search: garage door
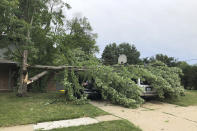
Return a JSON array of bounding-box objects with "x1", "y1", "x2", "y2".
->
[{"x1": 0, "y1": 68, "x2": 9, "y2": 91}]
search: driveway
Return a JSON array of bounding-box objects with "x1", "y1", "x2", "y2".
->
[{"x1": 91, "y1": 101, "x2": 197, "y2": 131}]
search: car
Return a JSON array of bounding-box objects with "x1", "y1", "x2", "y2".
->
[{"x1": 137, "y1": 78, "x2": 157, "y2": 97}]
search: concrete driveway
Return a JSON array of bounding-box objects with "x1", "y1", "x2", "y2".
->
[{"x1": 91, "y1": 101, "x2": 197, "y2": 131}]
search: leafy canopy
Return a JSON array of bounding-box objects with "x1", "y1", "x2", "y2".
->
[{"x1": 0, "y1": 0, "x2": 98, "y2": 66}]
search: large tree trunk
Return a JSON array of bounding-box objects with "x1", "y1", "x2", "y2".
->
[
  {"x1": 16, "y1": 1, "x2": 35, "y2": 97},
  {"x1": 17, "y1": 50, "x2": 28, "y2": 96}
]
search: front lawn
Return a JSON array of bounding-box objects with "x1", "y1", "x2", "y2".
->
[
  {"x1": 0, "y1": 93, "x2": 107, "y2": 127},
  {"x1": 47, "y1": 120, "x2": 142, "y2": 131},
  {"x1": 165, "y1": 90, "x2": 197, "y2": 106}
]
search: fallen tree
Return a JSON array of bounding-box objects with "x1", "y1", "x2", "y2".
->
[
  {"x1": 16, "y1": 59, "x2": 184, "y2": 108},
  {"x1": 60, "y1": 62, "x2": 184, "y2": 108},
  {"x1": 30, "y1": 65, "x2": 89, "y2": 71}
]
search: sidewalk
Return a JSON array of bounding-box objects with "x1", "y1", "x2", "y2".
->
[
  {"x1": 91, "y1": 101, "x2": 197, "y2": 131},
  {"x1": 0, "y1": 115, "x2": 120, "y2": 131}
]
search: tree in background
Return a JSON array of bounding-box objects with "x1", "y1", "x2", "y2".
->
[
  {"x1": 101, "y1": 43, "x2": 118, "y2": 65},
  {"x1": 178, "y1": 62, "x2": 197, "y2": 90},
  {"x1": 143, "y1": 54, "x2": 178, "y2": 67},
  {"x1": 66, "y1": 17, "x2": 99, "y2": 54},
  {"x1": 102, "y1": 43, "x2": 141, "y2": 65},
  {"x1": 117, "y1": 43, "x2": 141, "y2": 64}
]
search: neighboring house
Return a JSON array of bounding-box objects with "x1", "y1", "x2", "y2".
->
[
  {"x1": 0, "y1": 60, "x2": 57, "y2": 92},
  {"x1": 0, "y1": 47, "x2": 58, "y2": 92}
]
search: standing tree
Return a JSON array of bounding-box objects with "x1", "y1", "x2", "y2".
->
[
  {"x1": 101, "y1": 43, "x2": 118, "y2": 65},
  {"x1": 102, "y1": 43, "x2": 141, "y2": 65},
  {"x1": 66, "y1": 17, "x2": 99, "y2": 54},
  {"x1": 155, "y1": 54, "x2": 178, "y2": 67},
  {"x1": 117, "y1": 43, "x2": 141, "y2": 64},
  {"x1": 1, "y1": 0, "x2": 99, "y2": 96},
  {"x1": 143, "y1": 54, "x2": 178, "y2": 67}
]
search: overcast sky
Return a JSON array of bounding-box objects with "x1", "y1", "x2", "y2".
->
[{"x1": 66, "y1": 0, "x2": 197, "y2": 64}]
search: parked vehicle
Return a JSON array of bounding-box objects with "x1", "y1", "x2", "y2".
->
[
  {"x1": 137, "y1": 78, "x2": 157, "y2": 97},
  {"x1": 82, "y1": 81, "x2": 102, "y2": 100}
]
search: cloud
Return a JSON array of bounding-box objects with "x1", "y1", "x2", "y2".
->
[{"x1": 66, "y1": 0, "x2": 197, "y2": 64}]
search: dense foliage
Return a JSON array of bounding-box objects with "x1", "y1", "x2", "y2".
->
[
  {"x1": 143, "y1": 54, "x2": 197, "y2": 90},
  {"x1": 61, "y1": 58, "x2": 184, "y2": 108},
  {"x1": 0, "y1": 0, "x2": 98, "y2": 65},
  {"x1": 1, "y1": 0, "x2": 66, "y2": 63}
]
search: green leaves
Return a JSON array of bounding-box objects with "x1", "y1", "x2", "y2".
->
[
  {"x1": 146, "y1": 64, "x2": 184, "y2": 98},
  {"x1": 179, "y1": 64, "x2": 197, "y2": 90},
  {"x1": 61, "y1": 62, "x2": 183, "y2": 108}
]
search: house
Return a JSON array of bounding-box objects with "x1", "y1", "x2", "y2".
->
[
  {"x1": 0, "y1": 45, "x2": 18, "y2": 91},
  {"x1": 0, "y1": 45, "x2": 58, "y2": 92},
  {"x1": 0, "y1": 58, "x2": 59, "y2": 92},
  {"x1": 0, "y1": 47, "x2": 70, "y2": 92}
]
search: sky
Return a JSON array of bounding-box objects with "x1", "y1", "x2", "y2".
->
[{"x1": 65, "y1": 0, "x2": 197, "y2": 64}]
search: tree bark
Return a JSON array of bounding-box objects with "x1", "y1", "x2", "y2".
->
[
  {"x1": 17, "y1": 50, "x2": 28, "y2": 96},
  {"x1": 30, "y1": 65, "x2": 89, "y2": 71},
  {"x1": 30, "y1": 65, "x2": 67, "y2": 70}
]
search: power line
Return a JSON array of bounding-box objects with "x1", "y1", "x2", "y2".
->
[{"x1": 179, "y1": 59, "x2": 197, "y2": 62}]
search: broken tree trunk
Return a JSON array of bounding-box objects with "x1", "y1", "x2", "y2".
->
[
  {"x1": 27, "y1": 71, "x2": 48, "y2": 85},
  {"x1": 17, "y1": 50, "x2": 28, "y2": 96}
]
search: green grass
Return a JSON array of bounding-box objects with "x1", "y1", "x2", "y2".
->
[
  {"x1": 47, "y1": 120, "x2": 142, "y2": 131},
  {"x1": 165, "y1": 90, "x2": 197, "y2": 106},
  {"x1": 0, "y1": 93, "x2": 108, "y2": 127}
]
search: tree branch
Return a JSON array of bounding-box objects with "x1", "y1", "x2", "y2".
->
[
  {"x1": 27, "y1": 71, "x2": 48, "y2": 85},
  {"x1": 30, "y1": 65, "x2": 89, "y2": 71},
  {"x1": 7, "y1": 46, "x2": 22, "y2": 58}
]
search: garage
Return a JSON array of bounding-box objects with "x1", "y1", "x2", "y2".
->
[{"x1": 0, "y1": 60, "x2": 18, "y2": 92}]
